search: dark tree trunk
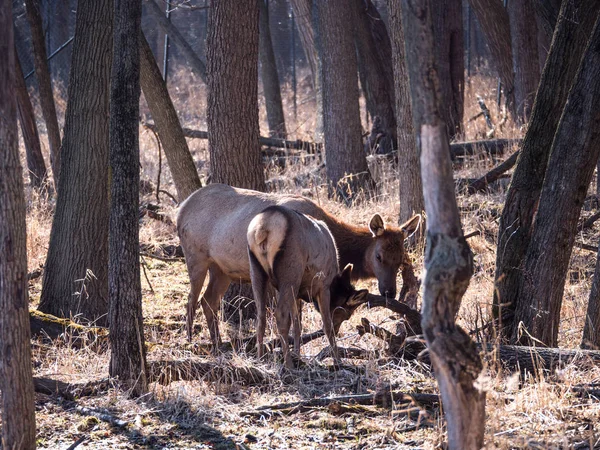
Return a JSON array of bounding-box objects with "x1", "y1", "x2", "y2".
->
[
  {"x1": 468, "y1": 0, "x2": 516, "y2": 119},
  {"x1": 315, "y1": 0, "x2": 372, "y2": 199},
  {"x1": 535, "y1": 0, "x2": 561, "y2": 38},
  {"x1": 259, "y1": 0, "x2": 287, "y2": 139},
  {"x1": 508, "y1": 0, "x2": 540, "y2": 122},
  {"x1": 145, "y1": 0, "x2": 207, "y2": 83},
  {"x1": 25, "y1": 0, "x2": 62, "y2": 186},
  {"x1": 109, "y1": 0, "x2": 148, "y2": 396},
  {"x1": 355, "y1": 0, "x2": 396, "y2": 151},
  {"x1": 536, "y1": 11, "x2": 552, "y2": 72},
  {"x1": 494, "y1": 0, "x2": 600, "y2": 337},
  {"x1": 43, "y1": 0, "x2": 71, "y2": 87},
  {"x1": 139, "y1": 32, "x2": 201, "y2": 202},
  {"x1": 431, "y1": 0, "x2": 464, "y2": 139},
  {"x1": 15, "y1": 50, "x2": 49, "y2": 190},
  {"x1": 0, "y1": 9, "x2": 37, "y2": 447},
  {"x1": 388, "y1": 0, "x2": 424, "y2": 225},
  {"x1": 511, "y1": 14, "x2": 600, "y2": 347},
  {"x1": 207, "y1": 0, "x2": 265, "y2": 191},
  {"x1": 289, "y1": 0, "x2": 323, "y2": 139},
  {"x1": 401, "y1": 0, "x2": 485, "y2": 447},
  {"x1": 39, "y1": 0, "x2": 113, "y2": 326},
  {"x1": 583, "y1": 243, "x2": 600, "y2": 349}
]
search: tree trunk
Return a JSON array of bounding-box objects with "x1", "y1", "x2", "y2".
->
[
  {"x1": 259, "y1": 0, "x2": 287, "y2": 139},
  {"x1": 25, "y1": 0, "x2": 62, "y2": 187},
  {"x1": 207, "y1": 0, "x2": 265, "y2": 191},
  {"x1": 355, "y1": 0, "x2": 396, "y2": 151},
  {"x1": 388, "y1": 0, "x2": 424, "y2": 226},
  {"x1": 109, "y1": 0, "x2": 148, "y2": 396},
  {"x1": 431, "y1": 0, "x2": 464, "y2": 139},
  {"x1": 494, "y1": 0, "x2": 600, "y2": 337},
  {"x1": 139, "y1": 32, "x2": 201, "y2": 203},
  {"x1": 315, "y1": 0, "x2": 372, "y2": 200},
  {"x1": 508, "y1": 0, "x2": 540, "y2": 122},
  {"x1": 401, "y1": 0, "x2": 485, "y2": 448},
  {"x1": 38, "y1": 0, "x2": 113, "y2": 326},
  {"x1": 289, "y1": 0, "x2": 323, "y2": 139},
  {"x1": 15, "y1": 49, "x2": 49, "y2": 191},
  {"x1": 0, "y1": 10, "x2": 37, "y2": 447},
  {"x1": 583, "y1": 242, "x2": 600, "y2": 349},
  {"x1": 145, "y1": 0, "x2": 207, "y2": 83},
  {"x1": 468, "y1": 0, "x2": 516, "y2": 119},
  {"x1": 511, "y1": 14, "x2": 600, "y2": 347},
  {"x1": 43, "y1": 0, "x2": 71, "y2": 87}
]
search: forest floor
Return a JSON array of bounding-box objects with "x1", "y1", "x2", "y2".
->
[{"x1": 6, "y1": 73, "x2": 600, "y2": 449}]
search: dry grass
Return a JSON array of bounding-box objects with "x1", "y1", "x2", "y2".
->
[{"x1": 6, "y1": 71, "x2": 600, "y2": 449}]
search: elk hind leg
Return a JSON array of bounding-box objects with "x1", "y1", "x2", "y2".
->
[
  {"x1": 249, "y1": 250, "x2": 269, "y2": 359},
  {"x1": 185, "y1": 255, "x2": 209, "y2": 342},
  {"x1": 201, "y1": 265, "x2": 231, "y2": 352}
]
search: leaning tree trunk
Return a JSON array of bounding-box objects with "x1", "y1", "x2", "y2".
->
[
  {"x1": 511, "y1": 14, "x2": 600, "y2": 347},
  {"x1": 388, "y1": 0, "x2": 424, "y2": 227},
  {"x1": 354, "y1": 0, "x2": 396, "y2": 151},
  {"x1": 315, "y1": 0, "x2": 372, "y2": 200},
  {"x1": 15, "y1": 50, "x2": 49, "y2": 191},
  {"x1": 431, "y1": 0, "x2": 464, "y2": 139},
  {"x1": 38, "y1": 0, "x2": 113, "y2": 325},
  {"x1": 25, "y1": 0, "x2": 62, "y2": 186},
  {"x1": 494, "y1": 0, "x2": 600, "y2": 336},
  {"x1": 401, "y1": 0, "x2": 485, "y2": 448},
  {"x1": 109, "y1": 0, "x2": 148, "y2": 397},
  {"x1": 207, "y1": 0, "x2": 264, "y2": 191},
  {"x1": 468, "y1": 0, "x2": 516, "y2": 119},
  {"x1": 259, "y1": 0, "x2": 287, "y2": 139},
  {"x1": 583, "y1": 242, "x2": 600, "y2": 349},
  {"x1": 0, "y1": 10, "x2": 37, "y2": 447},
  {"x1": 44, "y1": 0, "x2": 71, "y2": 87},
  {"x1": 508, "y1": 0, "x2": 540, "y2": 122},
  {"x1": 140, "y1": 32, "x2": 201, "y2": 203}
]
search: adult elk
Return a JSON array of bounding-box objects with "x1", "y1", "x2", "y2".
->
[
  {"x1": 248, "y1": 205, "x2": 360, "y2": 368},
  {"x1": 177, "y1": 184, "x2": 420, "y2": 347}
]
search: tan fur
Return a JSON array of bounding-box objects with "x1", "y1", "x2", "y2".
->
[{"x1": 247, "y1": 208, "x2": 288, "y2": 275}]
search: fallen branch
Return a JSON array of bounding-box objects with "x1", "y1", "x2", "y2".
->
[
  {"x1": 578, "y1": 210, "x2": 600, "y2": 232},
  {"x1": 466, "y1": 151, "x2": 519, "y2": 194},
  {"x1": 33, "y1": 377, "x2": 111, "y2": 400},
  {"x1": 75, "y1": 405, "x2": 128, "y2": 428},
  {"x1": 573, "y1": 241, "x2": 598, "y2": 253},
  {"x1": 449, "y1": 138, "x2": 520, "y2": 159}
]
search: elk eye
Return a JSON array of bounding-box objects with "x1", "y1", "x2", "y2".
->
[{"x1": 376, "y1": 254, "x2": 382, "y2": 262}]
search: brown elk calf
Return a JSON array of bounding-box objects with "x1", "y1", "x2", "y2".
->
[
  {"x1": 247, "y1": 205, "x2": 356, "y2": 368},
  {"x1": 177, "y1": 184, "x2": 420, "y2": 348}
]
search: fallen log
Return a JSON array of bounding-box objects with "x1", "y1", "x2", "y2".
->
[
  {"x1": 29, "y1": 310, "x2": 109, "y2": 348},
  {"x1": 449, "y1": 138, "x2": 520, "y2": 159},
  {"x1": 466, "y1": 151, "x2": 519, "y2": 194},
  {"x1": 33, "y1": 377, "x2": 111, "y2": 400}
]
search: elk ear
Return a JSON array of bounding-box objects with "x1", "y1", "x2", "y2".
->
[
  {"x1": 340, "y1": 263, "x2": 354, "y2": 284},
  {"x1": 369, "y1": 214, "x2": 385, "y2": 237},
  {"x1": 400, "y1": 214, "x2": 422, "y2": 237}
]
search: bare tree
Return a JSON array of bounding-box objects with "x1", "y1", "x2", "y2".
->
[
  {"x1": 259, "y1": 0, "x2": 287, "y2": 139},
  {"x1": 509, "y1": 13, "x2": 600, "y2": 347},
  {"x1": 508, "y1": 0, "x2": 540, "y2": 122},
  {"x1": 401, "y1": 0, "x2": 485, "y2": 447},
  {"x1": 0, "y1": 6, "x2": 37, "y2": 447},
  {"x1": 431, "y1": 0, "x2": 464, "y2": 138},
  {"x1": 583, "y1": 244, "x2": 600, "y2": 349},
  {"x1": 140, "y1": 32, "x2": 201, "y2": 202},
  {"x1": 15, "y1": 50, "x2": 49, "y2": 190},
  {"x1": 207, "y1": 0, "x2": 265, "y2": 191},
  {"x1": 109, "y1": 0, "x2": 148, "y2": 396},
  {"x1": 39, "y1": 0, "x2": 113, "y2": 325},
  {"x1": 25, "y1": 0, "x2": 62, "y2": 185},
  {"x1": 315, "y1": 0, "x2": 372, "y2": 199},
  {"x1": 388, "y1": 0, "x2": 424, "y2": 226},
  {"x1": 494, "y1": 0, "x2": 600, "y2": 339}
]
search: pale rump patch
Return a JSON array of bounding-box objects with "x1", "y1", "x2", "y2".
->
[{"x1": 247, "y1": 209, "x2": 289, "y2": 274}]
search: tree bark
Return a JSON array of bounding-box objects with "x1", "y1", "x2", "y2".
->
[
  {"x1": 494, "y1": 0, "x2": 600, "y2": 336},
  {"x1": 39, "y1": 0, "x2": 113, "y2": 326},
  {"x1": 0, "y1": 9, "x2": 37, "y2": 447},
  {"x1": 139, "y1": 32, "x2": 201, "y2": 202},
  {"x1": 388, "y1": 0, "x2": 424, "y2": 226},
  {"x1": 43, "y1": 0, "x2": 71, "y2": 87},
  {"x1": 401, "y1": 0, "x2": 485, "y2": 448},
  {"x1": 144, "y1": 0, "x2": 207, "y2": 83},
  {"x1": 431, "y1": 0, "x2": 464, "y2": 139},
  {"x1": 583, "y1": 242, "x2": 600, "y2": 349},
  {"x1": 108, "y1": 0, "x2": 148, "y2": 396},
  {"x1": 207, "y1": 0, "x2": 265, "y2": 191},
  {"x1": 355, "y1": 0, "x2": 396, "y2": 150},
  {"x1": 315, "y1": 0, "x2": 372, "y2": 199},
  {"x1": 259, "y1": 0, "x2": 287, "y2": 139},
  {"x1": 468, "y1": 0, "x2": 516, "y2": 119},
  {"x1": 25, "y1": 0, "x2": 62, "y2": 186},
  {"x1": 15, "y1": 49, "x2": 49, "y2": 190},
  {"x1": 508, "y1": 0, "x2": 540, "y2": 122},
  {"x1": 512, "y1": 14, "x2": 600, "y2": 347}
]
